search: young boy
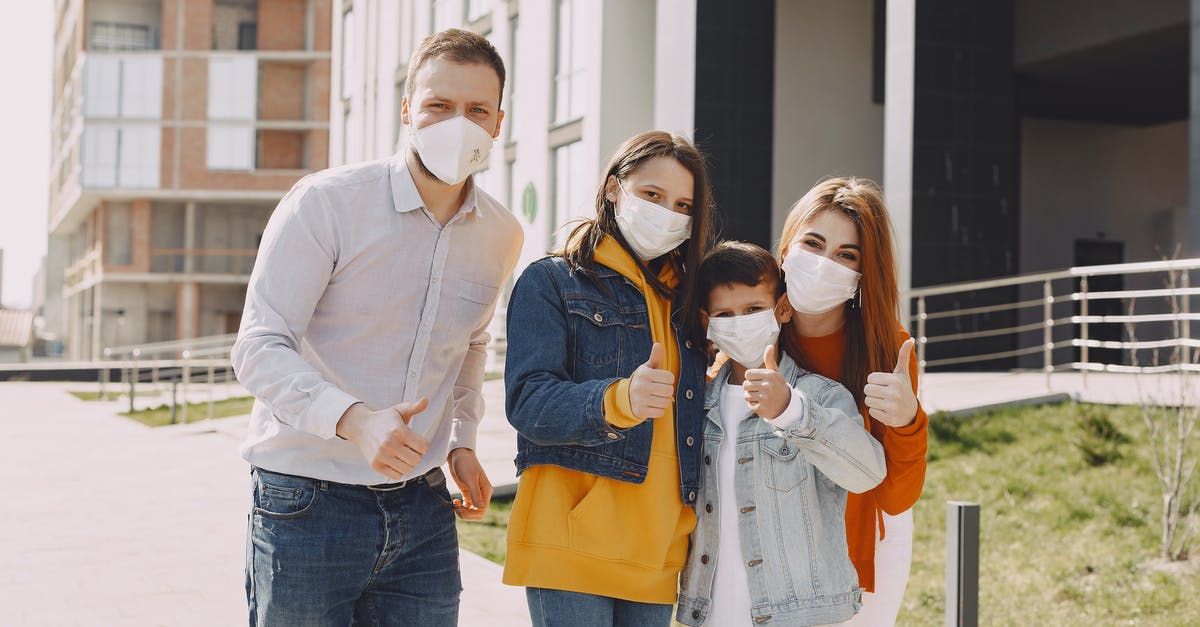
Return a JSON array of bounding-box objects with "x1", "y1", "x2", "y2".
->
[{"x1": 676, "y1": 241, "x2": 888, "y2": 626}]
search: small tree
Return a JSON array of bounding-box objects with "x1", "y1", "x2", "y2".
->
[{"x1": 1123, "y1": 258, "x2": 1198, "y2": 561}]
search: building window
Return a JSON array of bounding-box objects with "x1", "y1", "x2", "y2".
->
[
  {"x1": 104, "y1": 202, "x2": 133, "y2": 266},
  {"x1": 207, "y1": 56, "x2": 256, "y2": 170},
  {"x1": 341, "y1": 9, "x2": 356, "y2": 101},
  {"x1": 80, "y1": 55, "x2": 163, "y2": 187},
  {"x1": 89, "y1": 21, "x2": 158, "y2": 51},
  {"x1": 467, "y1": 0, "x2": 489, "y2": 22},
  {"x1": 552, "y1": 140, "x2": 589, "y2": 246},
  {"x1": 212, "y1": 0, "x2": 258, "y2": 50},
  {"x1": 553, "y1": 0, "x2": 586, "y2": 124},
  {"x1": 237, "y1": 22, "x2": 258, "y2": 50},
  {"x1": 433, "y1": 0, "x2": 456, "y2": 32}
]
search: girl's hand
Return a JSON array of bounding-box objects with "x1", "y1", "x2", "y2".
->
[{"x1": 864, "y1": 338, "x2": 918, "y2": 427}]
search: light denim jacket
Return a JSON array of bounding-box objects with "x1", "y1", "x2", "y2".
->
[{"x1": 677, "y1": 352, "x2": 887, "y2": 626}]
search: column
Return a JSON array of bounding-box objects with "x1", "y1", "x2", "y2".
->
[
  {"x1": 1190, "y1": 0, "x2": 1200, "y2": 255},
  {"x1": 883, "y1": 0, "x2": 916, "y2": 327}
]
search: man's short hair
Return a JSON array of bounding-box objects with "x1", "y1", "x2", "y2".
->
[
  {"x1": 698, "y1": 240, "x2": 785, "y2": 307},
  {"x1": 405, "y1": 28, "x2": 506, "y2": 107}
]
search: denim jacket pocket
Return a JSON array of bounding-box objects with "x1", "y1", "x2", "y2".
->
[
  {"x1": 761, "y1": 437, "x2": 807, "y2": 493},
  {"x1": 564, "y1": 297, "x2": 625, "y2": 370},
  {"x1": 253, "y1": 472, "x2": 321, "y2": 520}
]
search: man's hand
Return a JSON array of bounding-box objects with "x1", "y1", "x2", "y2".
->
[
  {"x1": 336, "y1": 398, "x2": 430, "y2": 480},
  {"x1": 864, "y1": 338, "x2": 919, "y2": 427},
  {"x1": 743, "y1": 345, "x2": 791, "y2": 420},
  {"x1": 629, "y1": 343, "x2": 675, "y2": 420},
  {"x1": 447, "y1": 447, "x2": 493, "y2": 521}
]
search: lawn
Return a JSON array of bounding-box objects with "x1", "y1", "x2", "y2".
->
[
  {"x1": 120, "y1": 396, "x2": 256, "y2": 427},
  {"x1": 453, "y1": 402, "x2": 1199, "y2": 625}
]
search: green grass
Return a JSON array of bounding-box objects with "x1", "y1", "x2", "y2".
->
[
  {"x1": 120, "y1": 396, "x2": 256, "y2": 427},
  {"x1": 456, "y1": 497, "x2": 514, "y2": 564},
  {"x1": 901, "y1": 402, "x2": 1199, "y2": 626},
  {"x1": 452, "y1": 403, "x2": 1199, "y2": 625}
]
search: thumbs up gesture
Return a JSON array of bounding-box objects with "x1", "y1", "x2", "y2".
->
[
  {"x1": 864, "y1": 338, "x2": 919, "y2": 427},
  {"x1": 336, "y1": 397, "x2": 432, "y2": 480},
  {"x1": 744, "y1": 345, "x2": 790, "y2": 420},
  {"x1": 628, "y1": 343, "x2": 676, "y2": 421}
]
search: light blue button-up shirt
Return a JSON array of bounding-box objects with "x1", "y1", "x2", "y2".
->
[{"x1": 233, "y1": 155, "x2": 523, "y2": 485}]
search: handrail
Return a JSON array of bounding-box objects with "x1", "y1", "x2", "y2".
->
[{"x1": 910, "y1": 257, "x2": 1198, "y2": 387}]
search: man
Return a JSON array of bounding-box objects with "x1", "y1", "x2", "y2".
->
[{"x1": 232, "y1": 29, "x2": 522, "y2": 625}]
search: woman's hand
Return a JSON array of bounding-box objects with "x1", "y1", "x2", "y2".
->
[
  {"x1": 743, "y1": 346, "x2": 791, "y2": 420},
  {"x1": 864, "y1": 338, "x2": 918, "y2": 427},
  {"x1": 629, "y1": 343, "x2": 676, "y2": 420}
]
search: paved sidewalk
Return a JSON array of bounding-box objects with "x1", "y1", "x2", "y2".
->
[{"x1": 0, "y1": 382, "x2": 527, "y2": 626}]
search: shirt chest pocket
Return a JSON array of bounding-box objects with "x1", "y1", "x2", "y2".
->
[
  {"x1": 565, "y1": 298, "x2": 626, "y2": 370},
  {"x1": 455, "y1": 279, "x2": 499, "y2": 331},
  {"x1": 761, "y1": 437, "x2": 808, "y2": 493}
]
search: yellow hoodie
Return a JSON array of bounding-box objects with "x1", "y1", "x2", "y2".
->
[{"x1": 502, "y1": 236, "x2": 697, "y2": 603}]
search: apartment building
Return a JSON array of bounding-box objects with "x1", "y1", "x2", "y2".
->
[{"x1": 47, "y1": 0, "x2": 332, "y2": 360}]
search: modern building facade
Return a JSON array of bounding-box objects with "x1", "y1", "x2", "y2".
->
[
  {"x1": 47, "y1": 0, "x2": 332, "y2": 360},
  {"x1": 333, "y1": 0, "x2": 1193, "y2": 370}
]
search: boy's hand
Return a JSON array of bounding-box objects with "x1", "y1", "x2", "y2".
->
[
  {"x1": 744, "y1": 346, "x2": 790, "y2": 420},
  {"x1": 629, "y1": 343, "x2": 676, "y2": 420}
]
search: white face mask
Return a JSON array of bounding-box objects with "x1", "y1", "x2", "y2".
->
[
  {"x1": 613, "y1": 183, "x2": 692, "y2": 261},
  {"x1": 706, "y1": 308, "x2": 781, "y2": 369},
  {"x1": 409, "y1": 115, "x2": 494, "y2": 185},
  {"x1": 782, "y1": 247, "x2": 861, "y2": 314}
]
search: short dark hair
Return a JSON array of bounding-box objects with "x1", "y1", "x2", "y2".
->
[
  {"x1": 406, "y1": 28, "x2": 506, "y2": 107},
  {"x1": 698, "y1": 240, "x2": 784, "y2": 309}
]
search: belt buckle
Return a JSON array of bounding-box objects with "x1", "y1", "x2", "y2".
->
[{"x1": 367, "y1": 468, "x2": 436, "y2": 492}]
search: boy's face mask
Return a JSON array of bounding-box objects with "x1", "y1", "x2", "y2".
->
[{"x1": 706, "y1": 306, "x2": 782, "y2": 369}]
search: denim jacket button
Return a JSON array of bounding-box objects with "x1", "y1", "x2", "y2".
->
[
  {"x1": 705, "y1": 503, "x2": 713, "y2": 513},
  {"x1": 685, "y1": 389, "x2": 694, "y2": 400},
  {"x1": 686, "y1": 436, "x2": 695, "y2": 447},
  {"x1": 593, "y1": 312, "x2": 603, "y2": 322},
  {"x1": 700, "y1": 554, "x2": 709, "y2": 564},
  {"x1": 685, "y1": 340, "x2": 694, "y2": 349},
  {"x1": 692, "y1": 610, "x2": 701, "y2": 620},
  {"x1": 688, "y1": 490, "x2": 696, "y2": 501},
  {"x1": 606, "y1": 432, "x2": 619, "y2": 440},
  {"x1": 704, "y1": 455, "x2": 711, "y2": 465}
]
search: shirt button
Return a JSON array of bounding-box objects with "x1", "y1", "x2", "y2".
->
[
  {"x1": 686, "y1": 436, "x2": 695, "y2": 447},
  {"x1": 606, "y1": 432, "x2": 619, "y2": 440},
  {"x1": 705, "y1": 503, "x2": 713, "y2": 513},
  {"x1": 685, "y1": 389, "x2": 694, "y2": 400},
  {"x1": 700, "y1": 554, "x2": 709, "y2": 564}
]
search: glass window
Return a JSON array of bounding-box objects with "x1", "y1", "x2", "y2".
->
[
  {"x1": 340, "y1": 9, "x2": 355, "y2": 101},
  {"x1": 553, "y1": 0, "x2": 586, "y2": 124},
  {"x1": 207, "y1": 125, "x2": 255, "y2": 170},
  {"x1": 104, "y1": 202, "x2": 133, "y2": 265},
  {"x1": 552, "y1": 141, "x2": 589, "y2": 246}
]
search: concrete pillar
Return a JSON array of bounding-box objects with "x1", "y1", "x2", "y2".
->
[
  {"x1": 883, "y1": 0, "x2": 916, "y2": 328},
  {"x1": 1190, "y1": 0, "x2": 1200, "y2": 255},
  {"x1": 91, "y1": 283, "x2": 103, "y2": 360},
  {"x1": 653, "y1": 0, "x2": 696, "y2": 137},
  {"x1": 181, "y1": 201, "x2": 198, "y2": 340}
]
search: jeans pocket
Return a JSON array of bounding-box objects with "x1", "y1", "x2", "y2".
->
[{"x1": 252, "y1": 471, "x2": 321, "y2": 520}]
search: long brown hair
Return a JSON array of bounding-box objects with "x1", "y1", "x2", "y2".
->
[
  {"x1": 561, "y1": 131, "x2": 715, "y2": 344},
  {"x1": 776, "y1": 177, "x2": 901, "y2": 406}
]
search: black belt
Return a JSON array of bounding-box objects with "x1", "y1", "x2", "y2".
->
[{"x1": 366, "y1": 466, "x2": 445, "y2": 491}]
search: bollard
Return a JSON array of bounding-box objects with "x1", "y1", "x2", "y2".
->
[
  {"x1": 170, "y1": 379, "x2": 179, "y2": 424},
  {"x1": 946, "y1": 501, "x2": 980, "y2": 627}
]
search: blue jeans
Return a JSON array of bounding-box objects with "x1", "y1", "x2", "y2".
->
[
  {"x1": 526, "y1": 588, "x2": 674, "y2": 627},
  {"x1": 246, "y1": 467, "x2": 461, "y2": 626}
]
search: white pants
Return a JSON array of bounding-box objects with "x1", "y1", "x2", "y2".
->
[{"x1": 830, "y1": 509, "x2": 915, "y2": 627}]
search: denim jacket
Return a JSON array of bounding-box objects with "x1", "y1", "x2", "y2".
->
[
  {"x1": 504, "y1": 256, "x2": 707, "y2": 504},
  {"x1": 677, "y1": 352, "x2": 887, "y2": 626}
]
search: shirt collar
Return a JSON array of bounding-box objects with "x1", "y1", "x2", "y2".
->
[{"x1": 389, "y1": 154, "x2": 480, "y2": 219}]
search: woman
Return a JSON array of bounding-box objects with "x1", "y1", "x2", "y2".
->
[
  {"x1": 776, "y1": 177, "x2": 928, "y2": 626},
  {"x1": 502, "y1": 131, "x2": 715, "y2": 626}
]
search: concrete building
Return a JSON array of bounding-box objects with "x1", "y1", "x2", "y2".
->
[
  {"x1": 47, "y1": 0, "x2": 332, "y2": 360},
  {"x1": 333, "y1": 0, "x2": 1195, "y2": 371}
]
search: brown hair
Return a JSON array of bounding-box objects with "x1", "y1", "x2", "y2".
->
[
  {"x1": 777, "y1": 177, "x2": 901, "y2": 406},
  {"x1": 698, "y1": 240, "x2": 784, "y2": 308},
  {"x1": 561, "y1": 131, "x2": 716, "y2": 345},
  {"x1": 406, "y1": 28, "x2": 506, "y2": 106}
]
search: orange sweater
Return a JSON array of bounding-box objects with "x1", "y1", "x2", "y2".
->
[{"x1": 793, "y1": 323, "x2": 927, "y2": 593}]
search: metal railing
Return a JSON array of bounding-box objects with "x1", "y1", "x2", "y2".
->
[
  {"x1": 101, "y1": 334, "x2": 239, "y2": 422},
  {"x1": 910, "y1": 257, "x2": 1200, "y2": 386}
]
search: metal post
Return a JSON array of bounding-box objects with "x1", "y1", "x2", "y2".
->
[
  {"x1": 181, "y1": 350, "x2": 191, "y2": 424},
  {"x1": 917, "y1": 295, "x2": 927, "y2": 392},
  {"x1": 207, "y1": 362, "x2": 215, "y2": 421},
  {"x1": 946, "y1": 501, "x2": 980, "y2": 627},
  {"x1": 1043, "y1": 279, "x2": 1053, "y2": 389},
  {"x1": 170, "y1": 379, "x2": 179, "y2": 424},
  {"x1": 1182, "y1": 271, "x2": 1192, "y2": 367},
  {"x1": 1080, "y1": 275, "x2": 1089, "y2": 387},
  {"x1": 128, "y1": 359, "x2": 137, "y2": 414}
]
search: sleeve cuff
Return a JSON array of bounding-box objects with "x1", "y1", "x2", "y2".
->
[
  {"x1": 889, "y1": 407, "x2": 927, "y2": 436},
  {"x1": 304, "y1": 386, "x2": 362, "y2": 440},
  {"x1": 449, "y1": 417, "x2": 480, "y2": 451},
  {"x1": 603, "y1": 378, "x2": 643, "y2": 429},
  {"x1": 766, "y1": 387, "x2": 807, "y2": 431}
]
